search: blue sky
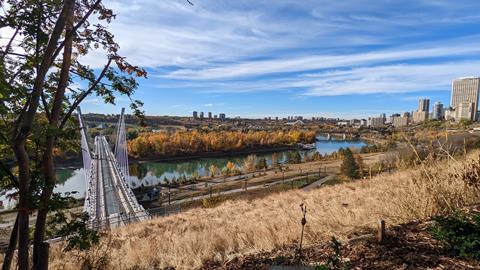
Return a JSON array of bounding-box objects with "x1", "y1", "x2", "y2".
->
[{"x1": 80, "y1": 0, "x2": 480, "y2": 119}]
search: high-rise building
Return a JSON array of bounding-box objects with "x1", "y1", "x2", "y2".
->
[
  {"x1": 199, "y1": 112, "x2": 204, "y2": 119},
  {"x1": 392, "y1": 116, "x2": 409, "y2": 127},
  {"x1": 219, "y1": 113, "x2": 226, "y2": 120},
  {"x1": 367, "y1": 115, "x2": 385, "y2": 127},
  {"x1": 193, "y1": 111, "x2": 198, "y2": 119},
  {"x1": 451, "y1": 77, "x2": 480, "y2": 121},
  {"x1": 455, "y1": 102, "x2": 475, "y2": 121},
  {"x1": 418, "y1": 98, "x2": 430, "y2": 113},
  {"x1": 413, "y1": 98, "x2": 430, "y2": 123},
  {"x1": 208, "y1": 112, "x2": 212, "y2": 119},
  {"x1": 432, "y1": 102, "x2": 444, "y2": 120}
]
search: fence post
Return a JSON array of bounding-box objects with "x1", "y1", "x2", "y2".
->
[
  {"x1": 209, "y1": 186, "x2": 213, "y2": 198},
  {"x1": 377, "y1": 219, "x2": 386, "y2": 244},
  {"x1": 291, "y1": 179, "x2": 294, "y2": 189},
  {"x1": 168, "y1": 192, "x2": 171, "y2": 205},
  {"x1": 38, "y1": 241, "x2": 50, "y2": 270},
  {"x1": 244, "y1": 179, "x2": 247, "y2": 191}
]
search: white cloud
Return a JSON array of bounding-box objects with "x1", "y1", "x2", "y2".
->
[
  {"x1": 153, "y1": 61, "x2": 480, "y2": 96},
  {"x1": 72, "y1": 0, "x2": 480, "y2": 98},
  {"x1": 163, "y1": 37, "x2": 480, "y2": 80}
]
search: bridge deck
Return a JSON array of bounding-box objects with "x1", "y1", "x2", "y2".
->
[{"x1": 86, "y1": 136, "x2": 149, "y2": 230}]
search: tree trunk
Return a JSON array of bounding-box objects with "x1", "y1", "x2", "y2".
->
[
  {"x1": 12, "y1": 141, "x2": 30, "y2": 270},
  {"x1": 11, "y1": 2, "x2": 74, "y2": 269},
  {"x1": 33, "y1": 2, "x2": 75, "y2": 266},
  {"x1": 1, "y1": 214, "x2": 19, "y2": 270}
]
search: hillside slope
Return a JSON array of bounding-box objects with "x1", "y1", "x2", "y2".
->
[{"x1": 50, "y1": 153, "x2": 480, "y2": 269}]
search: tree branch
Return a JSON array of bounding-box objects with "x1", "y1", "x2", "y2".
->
[
  {"x1": 0, "y1": 160, "x2": 19, "y2": 188},
  {"x1": 59, "y1": 58, "x2": 112, "y2": 129},
  {"x1": 0, "y1": 28, "x2": 19, "y2": 60},
  {"x1": 50, "y1": 0, "x2": 103, "y2": 67},
  {"x1": 41, "y1": 92, "x2": 51, "y2": 119},
  {"x1": 13, "y1": 0, "x2": 75, "y2": 142}
]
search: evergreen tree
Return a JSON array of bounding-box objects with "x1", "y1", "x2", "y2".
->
[
  {"x1": 341, "y1": 148, "x2": 359, "y2": 179},
  {"x1": 256, "y1": 157, "x2": 268, "y2": 170}
]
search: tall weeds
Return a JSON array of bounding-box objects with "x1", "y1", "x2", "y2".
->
[{"x1": 48, "y1": 152, "x2": 480, "y2": 269}]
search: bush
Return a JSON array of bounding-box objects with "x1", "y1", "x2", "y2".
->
[
  {"x1": 316, "y1": 236, "x2": 349, "y2": 270},
  {"x1": 429, "y1": 212, "x2": 480, "y2": 260},
  {"x1": 201, "y1": 196, "x2": 226, "y2": 208}
]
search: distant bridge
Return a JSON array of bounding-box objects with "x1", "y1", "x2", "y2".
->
[
  {"x1": 316, "y1": 132, "x2": 359, "y2": 141},
  {"x1": 78, "y1": 108, "x2": 149, "y2": 230}
]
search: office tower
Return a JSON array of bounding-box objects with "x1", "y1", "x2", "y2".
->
[
  {"x1": 368, "y1": 116, "x2": 385, "y2": 127},
  {"x1": 418, "y1": 98, "x2": 430, "y2": 113},
  {"x1": 193, "y1": 111, "x2": 198, "y2": 119},
  {"x1": 219, "y1": 113, "x2": 226, "y2": 120},
  {"x1": 451, "y1": 77, "x2": 480, "y2": 121},
  {"x1": 208, "y1": 112, "x2": 212, "y2": 119},
  {"x1": 392, "y1": 116, "x2": 409, "y2": 127},
  {"x1": 199, "y1": 112, "x2": 204, "y2": 119},
  {"x1": 432, "y1": 102, "x2": 444, "y2": 120},
  {"x1": 413, "y1": 98, "x2": 430, "y2": 123},
  {"x1": 456, "y1": 102, "x2": 475, "y2": 121}
]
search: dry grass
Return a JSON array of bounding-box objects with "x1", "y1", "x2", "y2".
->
[{"x1": 49, "y1": 152, "x2": 480, "y2": 269}]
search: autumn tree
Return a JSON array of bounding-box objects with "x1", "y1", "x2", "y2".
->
[
  {"x1": 0, "y1": 1, "x2": 145, "y2": 268},
  {"x1": 209, "y1": 164, "x2": 218, "y2": 177},
  {"x1": 355, "y1": 154, "x2": 365, "y2": 178},
  {"x1": 243, "y1": 154, "x2": 257, "y2": 173},
  {"x1": 224, "y1": 161, "x2": 236, "y2": 176}
]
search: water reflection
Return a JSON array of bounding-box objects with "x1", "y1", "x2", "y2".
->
[{"x1": 50, "y1": 137, "x2": 365, "y2": 200}]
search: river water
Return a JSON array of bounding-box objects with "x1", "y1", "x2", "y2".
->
[
  {"x1": 1, "y1": 136, "x2": 365, "y2": 207},
  {"x1": 0, "y1": 136, "x2": 365, "y2": 208}
]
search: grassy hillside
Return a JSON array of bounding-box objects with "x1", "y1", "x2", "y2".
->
[{"x1": 49, "y1": 152, "x2": 480, "y2": 269}]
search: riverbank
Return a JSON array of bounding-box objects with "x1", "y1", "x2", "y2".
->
[
  {"x1": 130, "y1": 145, "x2": 301, "y2": 164},
  {"x1": 53, "y1": 145, "x2": 304, "y2": 168}
]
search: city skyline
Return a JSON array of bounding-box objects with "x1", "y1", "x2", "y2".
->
[{"x1": 76, "y1": 0, "x2": 480, "y2": 118}]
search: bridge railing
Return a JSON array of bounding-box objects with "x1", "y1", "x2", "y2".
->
[{"x1": 89, "y1": 210, "x2": 153, "y2": 231}]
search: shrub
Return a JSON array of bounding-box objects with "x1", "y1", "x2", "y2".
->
[
  {"x1": 429, "y1": 212, "x2": 480, "y2": 260},
  {"x1": 201, "y1": 196, "x2": 226, "y2": 208},
  {"x1": 316, "y1": 236, "x2": 349, "y2": 270}
]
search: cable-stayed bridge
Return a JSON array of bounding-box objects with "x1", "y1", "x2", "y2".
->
[{"x1": 78, "y1": 108, "x2": 149, "y2": 229}]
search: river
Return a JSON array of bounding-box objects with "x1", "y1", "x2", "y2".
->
[{"x1": 0, "y1": 136, "x2": 365, "y2": 208}]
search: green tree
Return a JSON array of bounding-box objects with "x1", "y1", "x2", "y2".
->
[
  {"x1": 271, "y1": 152, "x2": 278, "y2": 168},
  {"x1": 340, "y1": 148, "x2": 359, "y2": 179},
  {"x1": 256, "y1": 157, "x2": 267, "y2": 170},
  {"x1": 288, "y1": 151, "x2": 302, "y2": 164},
  {"x1": 0, "y1": 1, "x2": 145, "y2": 268}
]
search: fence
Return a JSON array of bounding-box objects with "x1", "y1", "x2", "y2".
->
[{"x1": 146, "y1": 166, "x2": 330, "y2": 214}]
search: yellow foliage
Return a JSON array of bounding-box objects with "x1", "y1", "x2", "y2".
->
[{"x1": 128, "y1": 130, "x2": 317, "y2": 157}]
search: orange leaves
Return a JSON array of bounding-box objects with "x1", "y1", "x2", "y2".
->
[{"x1": 128, "y1": 129, "x2": 316, "y2": 158}]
